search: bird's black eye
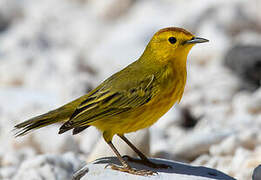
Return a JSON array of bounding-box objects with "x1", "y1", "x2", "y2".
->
[{"x1": 168, "y1": 37, "x2": 177, "y2": 44}]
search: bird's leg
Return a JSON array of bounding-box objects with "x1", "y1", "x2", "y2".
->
[
  {"x1": 105, "y1": 140, "x2": 156, "y2": 176},
  {"x1": 118, "y1": 134, "x2": 171, "y2": 169}
]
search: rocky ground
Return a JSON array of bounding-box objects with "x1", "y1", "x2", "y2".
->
[{"x1": 0, "y1": 0, "x2": 260, "y2": 179}]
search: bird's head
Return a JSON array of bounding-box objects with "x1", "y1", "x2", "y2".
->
[{"x1": 142, "y1": 27, "x2": 209, "y2": 64}]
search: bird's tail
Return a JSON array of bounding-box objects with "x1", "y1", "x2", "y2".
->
[{"x1": 14, "y1": 106, "x2": 71, "y2": 137}]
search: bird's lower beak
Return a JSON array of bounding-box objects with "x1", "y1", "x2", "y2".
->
[{"x1": 185, "y1": 37, "x2": 209, "y2": 44}]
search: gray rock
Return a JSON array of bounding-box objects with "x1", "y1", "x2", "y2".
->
[
  {"x1": 74, "y1": 157, "x2": 236, "y2": 180},
  {"x1": 224, "y1": 45, "x2": 261, "y2": 90},
  {"x1": 0, "y1": 0, "x2": 23, "y2": 33},
  {"x1": 253, "y1": 165, "x2": 261, "y2": 180}
]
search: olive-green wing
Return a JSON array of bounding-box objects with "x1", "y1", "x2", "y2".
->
[{"x1": 59, "y1": 74, "x2": 156, "y2": 134}]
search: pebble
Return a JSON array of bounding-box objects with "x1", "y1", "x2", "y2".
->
[
  {"x1": 172, "y1": 130, "x2": 231, "y2": 161},
  {"x1": 13, "y1": 153, "x2": 84, "y2": 180}
]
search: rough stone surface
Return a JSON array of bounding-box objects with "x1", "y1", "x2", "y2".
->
[
  {"x1": 13, "y1": 153, "x2": 84, "y2": 180},
  {"x1": 253, "y1": 165, "x2": 261, "y2": 180},
  {"x1": 74, "y1": 157, "x2": 236, "y2": 180}
]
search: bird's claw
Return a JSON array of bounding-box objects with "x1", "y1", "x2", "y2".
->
[{"x1": 105, "y1": 163, "x2": 157, "y2": 176}]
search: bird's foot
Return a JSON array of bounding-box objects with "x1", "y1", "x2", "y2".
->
[
  {"x1": 105, "y1": 163, "x2": 156, "y2": 176},
  {"x1": 123, "y1": 155, "x2": 171, "y2": 169}
]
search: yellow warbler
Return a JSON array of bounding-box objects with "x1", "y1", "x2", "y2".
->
[{"x1": 15, "y1": 27, "x2": 208, "y2": 176}]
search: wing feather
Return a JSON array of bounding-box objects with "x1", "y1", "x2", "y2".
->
[{"x1": 59, "y1": 75, "x2": 156, "y2": 133}]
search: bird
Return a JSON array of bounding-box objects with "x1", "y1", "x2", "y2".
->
[{"x1": 14, "y1": 27, "x2": 209, "y2": 176}]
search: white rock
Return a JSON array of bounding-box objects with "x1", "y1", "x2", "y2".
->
[
  {"x1": 75, "y1": 157, "x2": 235, "y2": 180},
  {"x1": 88, "y1": 0, "x2": 134, "y2": 19},
  {"x1": 238, "y1": 130, "x2": 259, "y2": 150},
  {"x1": 172, "y1": 131, "x2": 231, "y2": 160},
  {"x1": 209, "y1": 135, "x2": 239, "y2": 156},
  {"x1": 0, "y1": 166, "x2": 17, "y2": 180},
  {"x1": 191, "y1": 154, "x2": 211, "y2": 166},
  {"x1": 150, "y1": 127, "x2": 171, "y2": 159},
  {"x1": 230, "y1": 148, "x2": 252, "y2": 179},
  {"x1": 12, "y1": 124, "x2": 79, "y2": 154},
  {"x1": 247, "y1": 88, "x2": 261, "y2": 115},
  {"x1": 13, "y1": 153, "x2": 84, "y2": 180},
  {"x1": 235, "y1": 31, "x2": 261, "y2": 46},
  {"x1": 194, "y1": 145, "x2": 261, "y2": 180},
  {"x1": 77, "y1": 126, "x2": 100, "y2": 155},
  {"x1": 0, "y1": 147, "x2": 36, "y2": 167},
  {"x1": 31, "y1": 125, "x2": 79, "y2": 153}
]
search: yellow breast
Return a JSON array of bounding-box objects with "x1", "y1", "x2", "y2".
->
[
  {"x1": 92, "y1": 63, "x2": 187, "y2": 135},
  {"x1": 93, "y1": 78, "x2": 185, "y2": 136}
]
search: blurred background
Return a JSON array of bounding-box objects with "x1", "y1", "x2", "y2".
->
[{"x1": 0, "y1": 0, "x2": 260, "y2": 179}]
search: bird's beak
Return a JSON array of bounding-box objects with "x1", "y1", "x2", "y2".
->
[{"x1": 185, "y1": 37, "x2": 209, "y2": 44}]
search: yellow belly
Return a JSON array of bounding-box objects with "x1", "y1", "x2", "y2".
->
[
  {"x1": 91, "y1": 66, "x2": 186, "y2": 141},
  {"x1": 91, "y1": 83, "x2": 184, "y2": 136}
]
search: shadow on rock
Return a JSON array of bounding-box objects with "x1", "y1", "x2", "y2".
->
[{"x1": 73, "y1": 156, "x2": 236, "y2": 180}]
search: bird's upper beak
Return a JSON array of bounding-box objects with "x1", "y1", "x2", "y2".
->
[{"x1": 185, "y1": 37, "x2": 209, "y2": 44}]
